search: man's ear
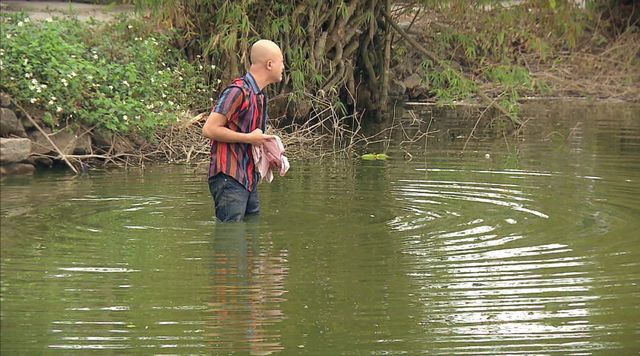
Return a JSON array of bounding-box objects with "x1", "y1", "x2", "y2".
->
[{"x1": 266, "y1": 60, "x2": 273, "y2": 70}]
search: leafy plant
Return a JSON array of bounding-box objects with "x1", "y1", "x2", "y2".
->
[{"x1": 0, "y1": 13, "x2": 213, "y2": 138}]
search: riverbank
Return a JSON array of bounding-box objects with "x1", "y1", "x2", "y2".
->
[{"x1": 1, "y1": 1, "x2": 638, "y2": 177}]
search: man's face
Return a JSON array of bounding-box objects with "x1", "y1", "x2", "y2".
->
[{"x1": 270, "y1": 52, "x2": 285, "y2": 83}]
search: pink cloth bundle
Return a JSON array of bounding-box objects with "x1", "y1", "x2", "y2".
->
[{"x1": 252, "y1": 135, "x2": 290, "y2": 183}]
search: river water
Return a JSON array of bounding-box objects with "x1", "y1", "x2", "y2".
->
[{"x1": 1, "y1": 101, "x2": 639, "y2": 354}]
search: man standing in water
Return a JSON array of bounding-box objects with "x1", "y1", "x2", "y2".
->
[{"x1": 202, "y1": 40, "x2": 285, "y2": 222}]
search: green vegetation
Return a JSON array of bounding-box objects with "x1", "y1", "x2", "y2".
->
[
  {"x1": 1, "y1": 0, "x2": 636, "y2": 146},
  {"x1": 0, "y1": 13, "x2": 212, "y2": 138},
  {"x1": 135, "y1": 0, "x2": 393, "y2": 116},
  {"x1": 407, "y1": 0, "x2": 638, "y2": 111}
]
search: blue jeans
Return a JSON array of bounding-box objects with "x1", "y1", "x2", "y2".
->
[{"x1": 208, "y1": 173, "x2": 260, "y2": 222}]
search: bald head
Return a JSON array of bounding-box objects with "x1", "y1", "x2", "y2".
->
[
  {"x1": 250, "y1": 40, "x2": 282, "y2": 65},
  {"x1": 249, "y1": 39, "x2": 285, "y2": 89}
]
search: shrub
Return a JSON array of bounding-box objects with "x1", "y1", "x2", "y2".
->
[{"x1": 0, "y1": 13, "x2": 214, "y2": 138}]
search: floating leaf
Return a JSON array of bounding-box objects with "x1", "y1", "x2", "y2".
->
[{"x1": 362, "y1": 153, "x2": 389, "y2": 160}]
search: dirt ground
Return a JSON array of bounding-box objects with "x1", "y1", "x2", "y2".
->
[{"x1": 0, "y1": 1, "x2": 134, "y2": 22}]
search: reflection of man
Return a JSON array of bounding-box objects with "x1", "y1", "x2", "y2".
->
[
  {"x1": 202, "y1": 40, "x2": 286, "y2": 222},
  {"x1": 207, "y1": 222, "x2": 288, "y2": 354}
]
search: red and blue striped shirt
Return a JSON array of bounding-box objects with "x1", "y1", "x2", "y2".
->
[{"x1": 208, "y1": 73, "x2": 268, "y2": 191}]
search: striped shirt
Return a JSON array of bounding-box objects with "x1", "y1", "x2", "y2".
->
[{"x1": 208, "y1": 73, "x2": 268, "y2": 191}]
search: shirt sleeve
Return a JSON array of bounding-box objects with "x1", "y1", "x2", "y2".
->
[{"x1": 213, "y1": 86, "x2": 245, "y2": 123}]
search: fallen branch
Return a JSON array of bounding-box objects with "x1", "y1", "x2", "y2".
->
[
  {"x1": 12, "y1": 100, "x2": 79, "y2": 174},
  {"x1": 382, "y1": 10, "x2": 521, "y2": 125}
]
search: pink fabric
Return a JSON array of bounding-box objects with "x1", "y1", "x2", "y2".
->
[{"x1": 252, "y1": 135, "x2": 290, "y2": 183}]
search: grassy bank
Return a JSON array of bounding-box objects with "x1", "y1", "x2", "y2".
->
[
  {"x1": 1, "y1": 12, "x2": 212, "y2": 138},
  {"x1": 1, "y1": 2, "x2": 638, "y2": 172}
]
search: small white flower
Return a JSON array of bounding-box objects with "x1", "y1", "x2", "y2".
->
[
  {"x1": 209, "y1": 97, "x2": 214, "y2": 101},
  {"x1": 150, "y1": 77, "x2": 155, "y2": 83},
  {"x1": 123, "y1": 115, "x2": 128, "y2": 121},
  {"x1": 51, "y1": 96, "x2": 56, "y2": 101},
  {"x1": 122, "y1": 80, "x2": 129, "y2": 87},
  {"x1": 6, "y1": 34, "x2": 11, "y2": 39},
  {"x1": 168, "y1": 100, "x2": 174, "y2": 106},
  {"x1": 25, "y1": 73, "x2": 31, "y2": 78},
  {"x1": 199, "y1": 65, "x2": 203, "y2": 70},
  {"x1": 45, "y1": 18, "x2": 53, "y2": 23},
  {"x1": 178, "y1": 76, "x2": 183, "y2": 81},
  {"x1": 30, "y1": 98, "x2": 36, "y2": 103},
  {"x1": 0, "y1": 49, "x2": 4, "y2": 55},
  {"x1": 93, "y1": 54, "x2": 98, "y2": 59},
  {"x1": 31, "y1": 78, "x2": 38, "y2": 85},
  {"x1": 71, "y1": 55, "x2": 76, "y2": 58},
  {"x1": 211, "y1": 65, "x2": 216, "y2": 70},
  {"x1": 87, "y1": 75, "x2": 93, "y2": 80},
  {"x1": 127, "y1": 25, "x2": 133, "y2": 29},
  {"x1": 17, "y1": 21, "x2": 23, "y2": 27},
  {"x1": 61, "y1": 78, "x2": 68, "y2": 86},
  {"x1": 216, "y1": 79, "x2": 221, "y2": 84},
  {"x1": 41, "y1": 84, "x2": 47, "y2": 89},
  {"x1": 24, "y1": 18, "x2": 30, "y2": 23},
  {"x1": 36, "y1": 88, "x2": 42, "y2": 93},
  {"x1": 108, "y1": 85, "x2": 113, "y2": 90},
  {"x1": 161, "y1": 93, "x2": 166, "y2": 98},
  {"x1": 48, "y1": 100, "x2": 54, "y2": 105},
  {"x1": 56, "y1": 106, "x2": 63, "y2": 113}
]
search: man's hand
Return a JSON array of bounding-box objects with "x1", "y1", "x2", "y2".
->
[{"x1": 247, "y1": 128, "x2": 274, "y2": 145}]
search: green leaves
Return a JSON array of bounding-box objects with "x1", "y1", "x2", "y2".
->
[
  {"x1": 361, "y1": 153, "x2": 389, "y2": 161},
  {"x1": 0, "y1": 13, "x2": 211, "y2": 138}
]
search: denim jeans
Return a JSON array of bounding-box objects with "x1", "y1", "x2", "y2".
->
[{"x1": 208, "y1": 173, "x2": 260, "y2": 222}]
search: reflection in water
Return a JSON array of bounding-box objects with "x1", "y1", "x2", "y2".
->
[
  {"x1": 207, "y1": 222, "x2": 288, "y2": 355},
  {"x1": 389, "y1": 169, "x2": 617, "y2": 353}
]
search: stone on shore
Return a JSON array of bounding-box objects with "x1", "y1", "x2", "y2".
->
[
  {"x1": 1, "y1": 108, "x2": 27, "y2": 137},
  {"x1": 0, "y1": 137, "x2": 31, "y2": 163},
  {"x1": 30, "y1": 129, "x2": 76, "y2": 155}
]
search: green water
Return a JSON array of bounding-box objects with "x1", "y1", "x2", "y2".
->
[{"x1": 2, "y1": 101, "x2": 639, "y2": 354}]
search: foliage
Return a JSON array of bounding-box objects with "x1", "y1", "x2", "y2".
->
[
  {"x1": 135, "y1": 0, "x2": 390, "y2": 114},
  {"x1": 407, "y1": 0, "x2": 603, "y2": 112},
  {"x1": 0, "y1": 13, "x2": 212, "y2": 138}
]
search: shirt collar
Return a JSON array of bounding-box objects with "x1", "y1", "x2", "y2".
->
[{"x1": 244, "y1": 72, "x2": 261, "y2": 94}]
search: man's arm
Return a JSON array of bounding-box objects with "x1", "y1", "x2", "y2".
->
[{"x1": 202, "y1": 111, "x2": 273, "y2": 145}]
